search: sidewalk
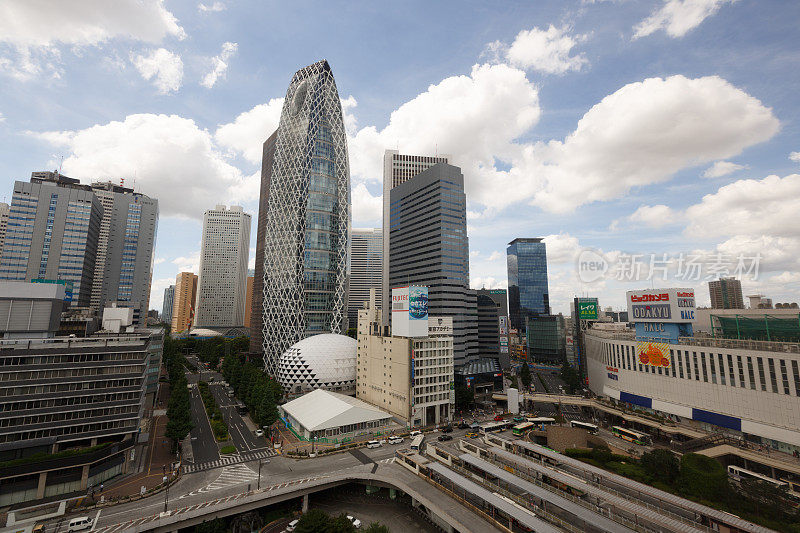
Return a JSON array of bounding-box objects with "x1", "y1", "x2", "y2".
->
[{"x1": 95, "y1": 385, "x2": 177, "y2": 502}]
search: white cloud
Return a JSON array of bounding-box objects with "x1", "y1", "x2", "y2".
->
[
  {"x1": 201, "y1": 41, "x2": 238, "y2": 89},
  {"x1": 351, "y1": 183, "x2": 381, "y2": 228},
  {"x1": 487, "y1": 251, "x2": 503, "y2": 262},
  {"x1": 702, "y1": 160, "x2": 746, "y2": 178},
  {"x1": 627, "y1": 204, "x2": 678, "y2": 228},
  {"x1": 214, "y1": 99, "x2": 284, "y2": 164},
  {"x1": 0, "y1": 112, "x2": 4, "y2": 123},
  {"x1": 470, "y1": 277, "x2": 507, "y2": 290},
  {"x1": 527, "y1": 75, "x2": 779, "y2": 213},
  {"x1": 32, "y1": 113, "x2": 255, "y2": 219},
  {"x1": 148, "y1": 277, "x2": 175, "y2": 312},
  {"x1": 0, "y1": 0, "x2": 185, "y2": 48},
  {"x1": 633, "y1": 0, "x2": 735, "y2": 40},
  {"x1": 685, "y1": 174, "x2": 800, "y2": 239},
  {"x1": 504, "y1": 25, "x2": 588, "y2": 75},
  {"x1": 154, "y1": 257, "x2": 165, "y2": 265},
  {"x1": 198, "y1": 2, "x2": 226, "y2": 12},
  {"x1": 172, "y1": 251, "x2": 201, "y2": 273},
  {"x1": 348, "y1": 62, "x2": 541, "y2": 194},
  {"x1": 790, "y1": 152, "x2": 800, "y2": 163},
  {"x1": 131, "y1": 48, "x2": 183, "y2": 94},
  {"x1": 542, "y1": 233, "x2": 582, "y2": 264}
]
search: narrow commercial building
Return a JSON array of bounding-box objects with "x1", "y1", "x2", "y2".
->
[
  {"x1": 349, "y1": 228, "x2": 382, "y2": 327},
  {"x1": 171, "y1": 272, "x2": 197, "y2": 333}
]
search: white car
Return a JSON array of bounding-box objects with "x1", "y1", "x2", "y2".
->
[
  {"x1": 255, "y1": 429, "x2": 265, "y2": 438},
  {"x1": 347, "y1": 515, "x2": 362, "y2": 529},
  {"x1": 388, "y1": 436, "x2": 403, "y2": 445},
  {"x1": 366, "y1": 440, "x2": 381, "y2": 449},
  {"x1": 285, "y1": 519, "x2": 299, "y2": 532},
  {"x1": 68, "y1": 517, "x2": 93, "y2": 532},
  {"x1": 409, "y1": 430, "x2": 422, "y2": 437}
]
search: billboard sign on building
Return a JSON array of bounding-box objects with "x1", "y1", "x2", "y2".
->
[
  {"x1": 392, "y1": 286, "x2": 429, "y2": 337},
  {"x1": 577, "y1": 299, "x2": 599, "y2": 320},
  {"x1": 635, "y1": 341, "x2": 671, "y2": 367},
  {"x1": 626, "y1": 288, "x2": 696, "y2": 324},
  {"x1": 428, "y1": 316, "x2": 453, "y2": 336}
]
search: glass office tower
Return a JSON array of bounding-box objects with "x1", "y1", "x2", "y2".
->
[
  {"x1": 262, "y1": 60, "x2": 350, "y2": 375},
  {"x1": 507, "y1": 238, "x2": 550, "y2": 333}
]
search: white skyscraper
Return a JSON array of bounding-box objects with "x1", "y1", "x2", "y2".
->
[
  {"x1": 348, "y1": 228, "x2": 382, "y2": 327},
  {"x1": 194, "y1": 205, "x2": 251, "y2": 329}
]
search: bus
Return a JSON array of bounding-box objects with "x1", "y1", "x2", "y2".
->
[
  {"x1": 728, "y1": 465, "x2": 788, "y2": 489},
  {"x1": 569, "y1": 421, "x2": 599, "y2": 434},
  {"x1": 527, "y1": 417, "x2": 556, "y2": 429},
  {"x1": 611, "y1": 426, "x2": 651, "y2": 445},
  {"x1": 512, "y1": 422, "x2": 535, "y2": 436},
  {"x1": 479, "y1": 421, "x2": 509, "y2": 434},
  {"x1": 410, "y1": 434, "x2": 425, "y2": 451}
]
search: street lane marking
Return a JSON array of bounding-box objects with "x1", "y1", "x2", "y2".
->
[{"x1": 90, "y1": 510, "x2": 101, "y2": 531}]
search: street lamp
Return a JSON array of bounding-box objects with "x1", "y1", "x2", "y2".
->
[
  {"x1": 257, "y1": 459, "x2": 263, "y2": 490},
  {"x1": 163, "y1": 475, "x2": 169, "y2": 513}
]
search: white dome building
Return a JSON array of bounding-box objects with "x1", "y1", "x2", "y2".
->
[{"x1": 276, "y1": 334, "x2": 357, "y2": 396}]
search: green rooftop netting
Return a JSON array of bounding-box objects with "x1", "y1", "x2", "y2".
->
[{"x1": 711, "y1": 314, "x2": 800, "y2": 342}]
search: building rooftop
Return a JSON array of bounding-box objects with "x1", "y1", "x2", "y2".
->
[
  {"x1": 507, "y1": 237, "x2": 544, "y2": 245},
  {"x1": 458, "y1": 357, "x2": 501, "y2": 376},
  {"x1": 281, "y1": 389, "x2": 391, "y2": 432}
]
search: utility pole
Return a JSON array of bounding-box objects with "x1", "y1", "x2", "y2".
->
[
  {"x1": 257, "y1": 459, "x2": 262, "y2": 490},
  {"x1": 163, "y1": 475, "x2": 169, "y2": 513}
]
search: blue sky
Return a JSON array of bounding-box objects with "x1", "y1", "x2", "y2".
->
[{"x1": 1, "y1": 0, "x2": 799, "y2": 314}]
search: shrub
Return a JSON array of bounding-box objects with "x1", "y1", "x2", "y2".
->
[
  {"x1": 219, "y1": 445, "x2": 236, "y2": 454},
  {"x1": 678, "y1": 453, "x2": 728, "y2": 501},
  {"x1": 641, "y1": 448, "x2": 679, "y2": 485}
]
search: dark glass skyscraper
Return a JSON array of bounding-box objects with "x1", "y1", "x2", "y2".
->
[
  {"x1": 262, "y1": 60, "x2": 350, "y2": 375},
  {"x1": 507, "y1": 238, "x2": 550, "y2": 333}
]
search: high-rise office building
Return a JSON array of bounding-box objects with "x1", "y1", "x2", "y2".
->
[
  {"x1": 194, "y1": 205, "x2": 251, "y2": 329},
  {"x1": 244, "y1": 274, "x2": 254, "y2": 331},
  {"x1": 0, "y1": 202, "x2": 9, "y2": 261},
  {"x1": 349, "y1": 228, "x2": 382, "y2": 327},
  {"x1": 0, "y1": 172, "x2": 103, "y2": 307},
  {"x1": 507, "y1": 238, "x2": 550, "y2": 333},
  {"x1": 709, "y1": 277, "x2": 744, "y2": 309},
  {"x1": 262, "y1": 60, "x2": 350, "y2": 374},
  {"x1": 171, "y1": 272, "x2": 197, "y2": 333},
  {"x1": 89, "y1": 181, "x2": 158, "y2": 326},
  {"x1": 381, "y1": 150, "x2": 450, "y2": 327},
  {"x1": 162, "y1": 284, "x2": 175, "y2": 325},
  {"x1": 389, "y1": 162, "x2": 478, "y2": 366},
  {"x1": 477, "y1": 288, "x2": 510, "y2": 368},
  {"x1": 250, "y1": 130, "x2": 278, "y2": 354}
]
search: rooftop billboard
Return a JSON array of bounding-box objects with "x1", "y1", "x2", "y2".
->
[{"x1": 626, "y1": 288, "x2": 696, "y2": 324}]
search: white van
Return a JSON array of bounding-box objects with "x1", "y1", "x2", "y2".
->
[
  {"x1": 409, "y1": 430, "x2": 422, "y2": 437},
  {"x1": 388, "y1": 436, "x2": 403, "y2": 445},
  {"x1": 285, "y1": 519, "x2": 299, "y2": 532},
  {"x1": 366, "y1": 440, "x2": 381, "y2": 449},
  {"x1": 68, "y1": 517, "x2": 93, "y2": 532}
]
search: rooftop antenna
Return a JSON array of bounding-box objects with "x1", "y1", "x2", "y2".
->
[{"x1": 58, "y1": 155, "x2": 64, "y2": 174}]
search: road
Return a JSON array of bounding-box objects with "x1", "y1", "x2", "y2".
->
[
  {"x1": 209, "y1": 382, "x2": 268, "y2": 453},
  {"x1": 188, "y1": 379, "x2": 220, "y2": 464}
]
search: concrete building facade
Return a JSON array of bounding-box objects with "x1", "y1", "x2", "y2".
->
[
  {"x1": 477, "y1": 288, "x2": 510, "y2": 368},
  {"x1": 388, "y1": 163, "x2": 477, "y2": 366},
  {"x1": 0, "y1": 281, "x2": 65, "y2": 339},
  {"x1": 357, "y1": 295, "x2": 454, "y2": 427},
  {"x1": 171, "y1": 272, "x2": 197, "y2": 333},
  {"x1": 381, "y1": 150, "x2": 449, "y2": 328},
  {"x1": 194, "y1": 205, "x2": 251, "y2": 329},
  {"x1": 250, "y1": 130, "x2": 278, "y2": 354},
  {"x1": 0, "y1": 202, "x2": 9, "y2": 262},
  {"x1": 0, "y1": 172, "x2": 103, "y2": 307},
  {"x1": 709, "y1": 277, "x2": 745, "y2": 309},
  {"x1": 349, "y1": 228, "x2": 382, "y2": 327},
  {"x1": 88, "y1": 182, "x2": 158, "y2": 326}
]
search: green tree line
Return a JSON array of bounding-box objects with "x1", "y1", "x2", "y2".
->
[
  {"x1": 163, "y1": 332, "x2": 194, "y2": 450},
  {"x1": 221, "y1": 351, "x2": 282, "y2": 427}
]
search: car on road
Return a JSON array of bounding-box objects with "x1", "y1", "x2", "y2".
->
[
  {"x1": 285, "y1": 519, "x2": 299, "y2": 532},
  {"x1": 494, "y1": 414, "x2": 505, "y2": 421},
  {"x1": 366, "y1": 440, "x2": 382, "y2": 449},
  {"x1": 32, "y1": 524, "x2": 44, "y2": 533},
  {"x1": 254, "y1": 429, "x2": 264, "y2": 438},
  {"x1": 437, "y1": 434, "x2": 453, "y2": 442},
  {"x1": 441, "y1": 425, "x2": 453, "y2": 433},
  {"x1": 68, "y1": 517, "x2": 93, "y2": 532},
  {"x1": 409, "y1": 430, "x2": 422, "y2": 437},
  {"x1": 388, "y1": 436, "x2": 403, "y2": 444},
  {"x1": 466, "y1": 432, "x2": 479, "y2": 439},
  {"x1": 457, "y1": 421, "x2": 470, "y2": 429},
  {"x1": 513, "y1": 416, "x2": 526, "y2": 422},
  {"x1": 347, "y1": 515, "x2": 362, "y2": 529}
]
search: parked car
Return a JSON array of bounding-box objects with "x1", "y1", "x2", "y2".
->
[
  {"x1": 494, "y1": 414, "x2": 505, "y2": 421},
  {"x1": 388, "y1": 436, "x2": 403, "y2": 445},
  {"x1": 466, "y1": 432, "x2": 479, "y2": 439},
  {"x1": 366, "y1": 440, "x2": 381, "y2": 449},
  {"x1": 347, "y1": 515, "x2": 362, "y2": 529},
  {"x1": 441, "y1": 425, "x2": 453, "y2": 433},
  {"x1": 437, "y1": 434, "x2": 453, "y2": 442},
  {"x1": 254, "y1": 429, "x2": 265, "y2": 438},
  {"x1": 285, "y1": 519, "x2": 299, "y2": 532}
]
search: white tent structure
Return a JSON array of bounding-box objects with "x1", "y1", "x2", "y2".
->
[{"x1": 280, "y1": 389, "x2": 393, "y2": 440}]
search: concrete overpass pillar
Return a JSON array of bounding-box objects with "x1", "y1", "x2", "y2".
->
[
  {"x1": 36, "y1": 472, "x2": 47, "y2": 499},
  {"x1": 302, "y1": 494, "x2": 309, "y2": 513},
  {"x1": 80, "y1": 465, "x2": 90, "y2": 490},
  {"x1": 389, "y1": 488, "x2": 396, "y2": 500}
]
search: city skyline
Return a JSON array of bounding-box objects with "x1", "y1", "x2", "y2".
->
[{"x1": 0, "y1": 1, "x2": 798, "y2": 316}]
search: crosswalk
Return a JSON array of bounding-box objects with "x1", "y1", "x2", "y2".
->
[
  {"x1": 183, "y1": 448, "x2": 276, "y2": 473},
  {"x1": 180, "y1": 463, "x2": 259, "y2": 498}
]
